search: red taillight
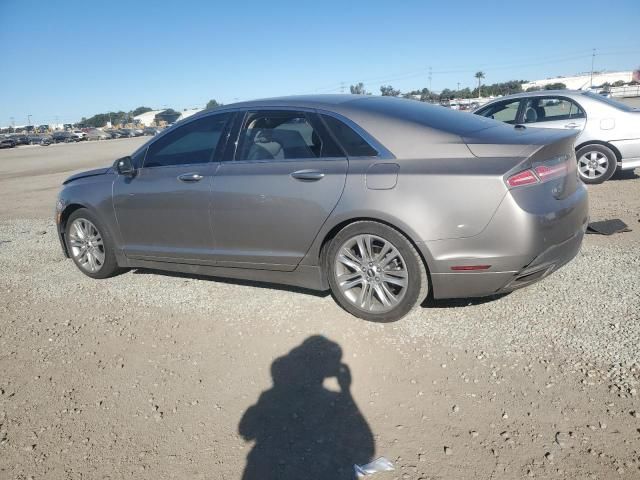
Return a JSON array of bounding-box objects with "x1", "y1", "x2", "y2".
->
[
  {"x1": 534, "y1": 163, "x2": 567, "y2": 181},
  {"x1": 506, "y1": 155, "x2": 570, "y2": 189},
  {"x1": 506, "y1": 170, "x2": 538, "y2": 188}
]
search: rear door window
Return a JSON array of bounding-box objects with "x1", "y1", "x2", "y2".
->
[
  {"x1": 235, "y1": 111, "x2": 341, "y2": 161},
  {"x1": 523, "y1": 97, "x2": 585, "y2": 123}
]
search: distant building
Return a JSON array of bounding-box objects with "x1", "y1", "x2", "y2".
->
[
  {"x1": 522, "y1": 71, "x2": 633, "y2": 91},
  {"x1": 133, "y1": 110, "x2": 166, "y2": 127},
  {"x1": 178, "y1": 108, "x2": 205, "y2": 121}
]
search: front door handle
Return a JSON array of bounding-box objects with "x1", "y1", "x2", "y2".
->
[
  {"x1": 177, "y1": 172, "x2": 204, "y2": 182},
  {"x1": 290, "y1": 169, "x2": 325, "y2": 181},
  {"x1": 564, "y1": 123, "x2": 579, "y2": 129}
]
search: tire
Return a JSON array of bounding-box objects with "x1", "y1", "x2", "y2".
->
[
  {"x1": 576, "y1": 144, "x2": 617, "y2": 184},
  {"x1": 65, "y1": 208, "x2": 124, "y2": 279},
  {"x1": 326, "y1": 221, "x2": 428, "y2": 322}
]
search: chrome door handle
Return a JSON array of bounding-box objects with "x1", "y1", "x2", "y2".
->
[
  {"x1": 564, "y1": 123, "x2": 579, "y2": 129},
  {"x1": 177, "y1": 172, "x2": 203, "y2": 182},
  {"x1": 290, "y1": 169, "x2": 325, "y2": 181}
]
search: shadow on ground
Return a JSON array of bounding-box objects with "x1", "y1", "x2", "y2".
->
[
  {"x1": 610, "y1": 169, "x2": 639, "y2": 181},
  {"x1": 238, "y1": 336, "x2": 374, "y2": 480}
]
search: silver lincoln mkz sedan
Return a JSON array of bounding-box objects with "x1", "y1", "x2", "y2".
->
[{"x1": 56, "y1": 95, "x2": 588, "y2": 322}]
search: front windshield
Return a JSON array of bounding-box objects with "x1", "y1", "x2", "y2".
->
[{"x1": 582, "y1": 91, "x2": 638, "y2": 112}]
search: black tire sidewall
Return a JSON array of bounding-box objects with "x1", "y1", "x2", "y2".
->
[
  {"x1": 576, "y1": 144, "x2": 617, "y2": 184},
  {"x1": 327, "y1": 221, "x2": 426, "y2": 323},
  {"x1": 65, "y1": 208, "x2": 121, "y2": 279}
]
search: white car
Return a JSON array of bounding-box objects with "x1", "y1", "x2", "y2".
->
[
  {"x1": 72, "y1": 130, "x2": 87, "y2": 141},
  {"x1": 474, "y1": 90, "x2": 640, "y2": 184}
]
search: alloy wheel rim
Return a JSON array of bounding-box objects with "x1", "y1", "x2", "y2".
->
[
  {"x1": 68, "y1": 218, "x2": 105, "y2": 273},
  {"x1": 578, "y1": 151, "x2": 608, "y2": 179},
  {"x1": 334, "y1": 234, "x2": 408, "y2": 313}
]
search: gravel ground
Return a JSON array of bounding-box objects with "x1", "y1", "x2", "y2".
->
[{"x1": 0, "y1": 141, "x2": 639, "y2": 479}]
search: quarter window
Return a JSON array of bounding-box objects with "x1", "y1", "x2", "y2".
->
[
  {"x1": 523, "y1": 97, "x2": 585, "y2": 123},
  {"x1": 144, "y1": 113, "x2": 231, "y2": 168},
  {"x1": 476, "y1": 100, "x2": 521, "y2": 124},
  {"x1": 322, "y1": 115, "x2": 378, "y2": 157}
]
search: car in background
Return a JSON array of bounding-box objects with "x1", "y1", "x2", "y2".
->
[
  {"x1": 0, "y1": 136, "x2": 17, "y2": 148},
  {"x1": 10, "y1": 134, "x2": 30, "y2": 146},
  {"x1": 52, "y1": 131, "x2": 78, "y2": 143},
  {"x1": 86, "y1": 128, "x2": 111, "y2": 141},
  {"x1": 474, "y1": 90, "x2": 640, "y2": 184},
  {"x1": 72, "y1": 130, "x2": 87, "y2": 141},
  {"x1": 116, "y1": 129, "x2": 136, "y2": 138},
  {"x1": 55, "y1": 95, "x2": 588, "y2": 322},
  {"x1": 143, "y1": 127, "x2": 161, "y2": 136},
  {"x1": 27, "y1": 135, "x2": 53, "y2": 146}
]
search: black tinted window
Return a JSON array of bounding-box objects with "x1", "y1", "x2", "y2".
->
[
  {"x1": 322, "y1": 115, "x2": 378, "y2": 157},
  {"x1": 236, "y1": 111, "x2": 338, "y2": 161},
  {"x1": 144, "y1": 113, "x2": 230, "y2": 168}
]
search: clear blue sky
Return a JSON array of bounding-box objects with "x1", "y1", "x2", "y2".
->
[{"x1": 1, "y1": 0, "x2": 638, "y2": 125}]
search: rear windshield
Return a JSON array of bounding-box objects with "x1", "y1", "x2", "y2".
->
[
  {"x1": 350, "y1": 96, "x2": 500, "y2": 135},
  {"x1": 582, "y1": 91, "x2": 637, "y2": 112}
]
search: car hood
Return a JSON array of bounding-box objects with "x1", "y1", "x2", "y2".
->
[{"x1": 63, "y1": 167, "x2": 112, "y2": 185}]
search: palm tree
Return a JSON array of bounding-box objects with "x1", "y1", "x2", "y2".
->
[{"x1": 474, "y1": 71, "x2": 485, "y2": 98}]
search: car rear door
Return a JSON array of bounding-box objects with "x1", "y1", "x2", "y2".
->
[
  {"x1": 210, "y1": 109, "x2": 348, "y2": 270},
  {"x1": 112, "y1": 111, "x2": 232, "y2": 263},
  {"x1": 521, "y1": 96, "x2": 587, "y2": 131}
]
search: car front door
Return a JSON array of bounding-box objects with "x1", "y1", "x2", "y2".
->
[
  {"x1": 210, "y1": 109, "x2": 348, "y2": 270},
  {"x1": 521, "y1": 96, "x2": 587, "y2": 131},
  {"x1": 113, "y1": 111, "x2": 232, "y2": 263}
]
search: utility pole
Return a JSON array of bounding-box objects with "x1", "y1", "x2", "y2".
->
[
  {"x1": 28, "y1": 115, "x2": 32, "y2": 131},
  {"x1": 428, "y1": 66, "x2": 432, "y2": 103},
  {"x1": 590, "y1": 49, "x2": 596, "y2": 88},
  {"x1": 340, "y1": 81, "x2": 345, "y2": 94}
]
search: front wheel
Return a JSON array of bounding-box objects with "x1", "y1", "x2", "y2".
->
[
  {"x1": 327, "y1": 221, "x2": 428, "y2": 322},
  {"x1": 65, "y1": 209, "x2": 124, "y2": 279},
  {"x1": 576, "y1": 144, "x2": 617, "y2": 184}
]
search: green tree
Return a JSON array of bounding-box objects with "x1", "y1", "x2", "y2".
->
[
  {"x1": 350, "y1": 83, "x2": 368, "y2": 95},
  {"x1": 206, "y1": 99, "x2": 223, "y2": 109},
  {"x1": 132, "y1": 106, "x2": 153, "y2": 117},
  {"x1": 474, "y1": 71, "x2": 485, "y2": 98},
  {"x1": 380, "y1": 85, "x2": 400, "y2": 96},
  {"x1": 612, "y1": 80, "x2": 626, "y2": 87}
]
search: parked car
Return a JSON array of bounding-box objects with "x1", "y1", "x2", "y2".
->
[
  {"x1": 10, "y1": 134, "x2": 30, "y2": 145},
  {"x1": 55, "y1": 95, "x2": 588, "y2": 322},
  {"x1": 52, "y1": 131, "x2": 78, "y2": 143},
  {"x1": 72, "y1": 130, "x2": 87, "y2": 141},
  {"x1": 474, "y1": 90, "x2": 640, "y2": 184},
  {"x1": 143, "y1": 127, "x2": 161, "y2": 136},
  {"x1": 27, "y1": 135, "x2": 52, "y2": 146},
  {"x1": 116, "y1": 129, "x2": 136, "y2": 138},
  {"x1": 0, "y1": 136, "x2": 17, "y2": 148},
  {"x1": 86, "y1": 128, "x2": 110, "y2": 141}
]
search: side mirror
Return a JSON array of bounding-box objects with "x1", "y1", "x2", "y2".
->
[{"x1": 114, "y1": 156, "x2": 136, "y2": 176}]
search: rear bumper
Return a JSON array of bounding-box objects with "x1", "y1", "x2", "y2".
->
[
  {"x1": 423, "y1": 182, "x2": 588, "y2": 299},
  {"x1": 610, "y1": 139, "x2": 640, "y2": 170}
]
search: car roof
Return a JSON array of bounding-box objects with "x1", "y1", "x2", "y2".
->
[{"x1": 481, "y1": 90, "x2": 588, "y2": 103}]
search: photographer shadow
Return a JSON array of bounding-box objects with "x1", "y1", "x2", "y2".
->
[{"x1": 238, "y1": 336, "x2": 374, "y2": 480}]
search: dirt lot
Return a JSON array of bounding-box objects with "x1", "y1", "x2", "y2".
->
[{"x1": 1, "y1": 139, "x2": 639, "y2": 479}]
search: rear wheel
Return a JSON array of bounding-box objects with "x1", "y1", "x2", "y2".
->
[
  {"x1": 65, "y1": 209, "x2": 123, "y2": 279},
  {"x1": 576, "y1": 144, "x2": 617, "y2": 184},
  {"x1": 327, "y1": 221, "x2": 428, "y2": 322}
]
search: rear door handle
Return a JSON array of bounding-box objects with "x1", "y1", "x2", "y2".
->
[
  {"x1": 564, "y1": 123, "x2": 579, "y2": 129},
  {"x1": 177, "y1": 172, "x2": 204, "y2": 182},
  {"x1": 290, "y1": 169, "x2": 325, "y2": 181}
]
